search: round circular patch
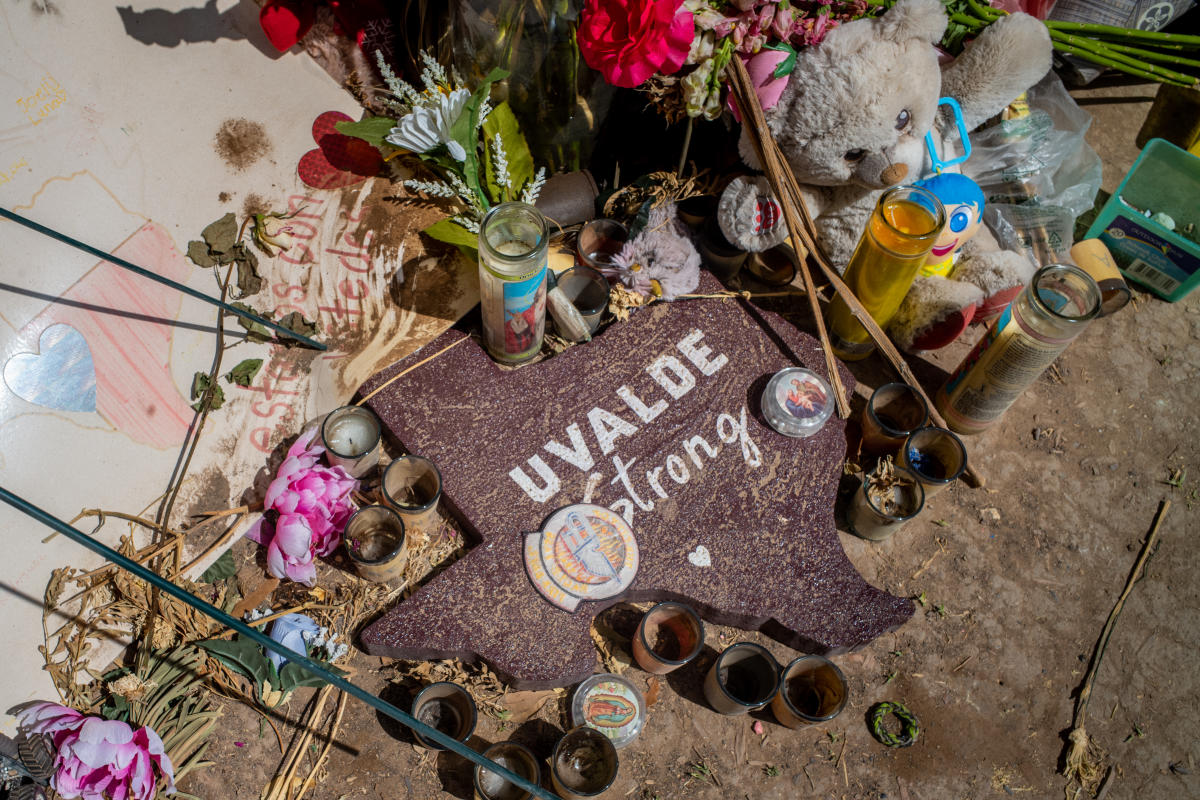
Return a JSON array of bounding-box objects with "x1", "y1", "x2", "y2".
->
[
  {"x1": 572, "y1": 673, "x2": 646, "y2": 749},
  {"x1": 524, "y1": 504, "x2": 639, "y2": 612}
]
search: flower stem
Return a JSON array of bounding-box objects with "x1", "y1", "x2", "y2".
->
[
  {"x1": 1051, "y1": 31, "x2": 1199, "y2": 86},
  {"x1": 1052, "y1": 37, "x2": 1197, "y2": 86},
  {"x1": 1105, "y1": 42, "x2": 1200, "y2": 70},
  {"x1": 1047, "y1": 21, "x2": 1200, "y2": 47}
]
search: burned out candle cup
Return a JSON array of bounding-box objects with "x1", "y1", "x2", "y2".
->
[
  {"x1": 473, "y1": 741, "x2": 541, "y2": 800},
  {"x1": 860, "y1": 383, "x2": 930, "y2": 455},
  {"x1": 321, "y1": 405, "x2": 382, "y2": 478},
  {"x1": 745, "y1": 244, "x2": 798, "y2": 287},
  {"x1": 576, "y1": 219, "x2": 628, "y2": 272},
  {"x1": 551, "y1": 726, "x2": 619, "y2": 799},
  {"x1": 343, "y1": 505, "x2": 408, "y2": 583},
  {"x1": 556, "y1": 265, "x2": 611, "y2": 335},
  {"x1": 703, "y1": 642, "x2": 780, "y2": 715},
  {"x1": 411, "y1": 681, "x2": 477, "y2": 751},
  {"x1": 632, "y1": 601, "x2": 704, "y2": 675},
  {"x1": 771, "y1": 655, "x2": 849, "y2": 728},
  {"x1": 382, "y1": 455, "x2": 442, "y2": 533},
  {"x1": 847, "y1": 464, "x2": 924, "y2": 542},
  {"x1": 900, "y1": 426, "x2": 968, "y2": 497}
]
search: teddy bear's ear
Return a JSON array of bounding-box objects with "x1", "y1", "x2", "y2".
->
[{"x1": 875, "y1": 0, "x2": 948, "y2": 45}]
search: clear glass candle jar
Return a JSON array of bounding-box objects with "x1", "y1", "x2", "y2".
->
[{"x1": 478, "y1": 202, "x2": 549, "y2": 365}]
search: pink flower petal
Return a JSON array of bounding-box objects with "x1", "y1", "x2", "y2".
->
[{"x1": 275, "y1": 515, "x2": 315, "y2": 557}]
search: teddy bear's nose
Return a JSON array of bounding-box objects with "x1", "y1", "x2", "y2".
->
[
  {"x1": 880, "y1": 163, "x2": 908, "y2": 185},
  {"x1": 883, "y1": 164, "x2": 907, "y2": 185}
]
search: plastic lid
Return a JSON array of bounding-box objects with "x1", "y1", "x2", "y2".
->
[
  {"x1": 762, "y1": 368, "x2": 834, "y2": 438},
  {"x1": 571, "y1": 673, "x2": 646, "y2": 749}
]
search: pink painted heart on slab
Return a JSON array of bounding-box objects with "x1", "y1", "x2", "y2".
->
[{"x1": 297, "y1": 111, "x2": 383, "y2": 190}]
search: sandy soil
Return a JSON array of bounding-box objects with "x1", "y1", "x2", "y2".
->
[{"x1": 183, "y1": 82, "x2": 1199, "y2": 800}]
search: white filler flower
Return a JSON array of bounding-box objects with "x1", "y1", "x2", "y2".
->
[{"x1": 385, "y1": 88, "x2": 471, "y2": 161}]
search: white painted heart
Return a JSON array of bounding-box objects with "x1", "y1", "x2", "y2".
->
[{"x1": 687, "y1": 545, "x2": 711, "y2": 568}]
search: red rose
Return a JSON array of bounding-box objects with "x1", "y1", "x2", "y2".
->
[{"x1": 578, "y1": 0, "x2": 695, "y2": 89}]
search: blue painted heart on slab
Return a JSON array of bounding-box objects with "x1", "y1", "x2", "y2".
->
[{"x1": 3, "y1": 324, "x2": 97, "y2": 413}]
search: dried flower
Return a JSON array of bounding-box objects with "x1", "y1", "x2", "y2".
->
[
  {"x1": 245, "y1": 429, "x2": 358, "y2": 586},
  {"x1": 16, "y1": 702, "x2": 175, "y2": 800},
  {"x1": 251, "y1": 211, "x2": 298, "y2": 257}
]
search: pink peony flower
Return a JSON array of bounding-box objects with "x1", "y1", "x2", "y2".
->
[
  {"x1": 17, "y1": 702, "x2": 175, "y2": 800},
  {"x1": 246, "y1": 428, "x2": 358, "y2": 586},
  {"x1": 578, "y1": 0, "x2": 695, "y2": 88},
  {"x1": 728, "y1": 48, "x2": 792, "y2": 120}
]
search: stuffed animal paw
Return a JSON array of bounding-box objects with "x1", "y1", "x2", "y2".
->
[{"x1": 717, "y1": 175, "x2": 788, "y2": 254}]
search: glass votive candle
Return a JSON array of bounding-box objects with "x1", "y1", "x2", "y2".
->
[
  {"x1": 770, "y1": 655, "x2": 848, "y2": 728},
  {"x1": 343, "y1": 505, "x2": 408, "y2": 582},
  {"x1": 321, "y1": 405, "x2": 382, "y2": 478},
  {"x1": 550, "y1": 726, "x2": 619, "y2": 800},
  {"x1": 860, "y1": 383, "x2": 930, "y2": 455},
  {"x1": 473, "y1": 741, "x2": 541, "y2": 800},
  {"x1": 556, "y1": 265, "x2": 611, "y2": 335},
  {"x1": 632, "y1": 601, "x2": 704, "y2": 675},
  {"x1": 576, "y1": 219, "x2": 628, "y2": 272},
  {"x1": 703, "y1": 642, "x2": 780, "y2": 715},
  {"x1": 745, "y1": 244, "x2": 798, "y2": 287},
  {"x1": 382, "y1": 455, "x2": 442, "y2": 533},
  {"x1": 847, "y1": 463, "x2": 924, "y2": 542},
  {"x1": 411, "y1": 681, "x2": 477, "y2": 751},
  {"x1": 762, "y1": 368, "x2": 834, "y2": 438},
  {"x1": 900, "y1": 426, "x2": 968, "y2": 497},
  {"x1": 698, "y1": 217, "x2": 747, "y2": 281}
]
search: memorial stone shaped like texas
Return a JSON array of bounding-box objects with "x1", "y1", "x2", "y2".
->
[{"x1": 359, "y1": 275, "x2": 913, "y2": 688}]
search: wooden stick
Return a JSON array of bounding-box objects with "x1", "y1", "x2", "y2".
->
[
  {"x1": 725, "y1": 59, "x2": 983, "y2": 487},
  {"x1": 726, "y1": 60, "x2": 849, "y2": 419}
]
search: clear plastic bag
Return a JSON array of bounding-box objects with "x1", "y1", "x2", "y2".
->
[{"x1": 964, "y1": 73, "x2": 1103, "y2": 266}]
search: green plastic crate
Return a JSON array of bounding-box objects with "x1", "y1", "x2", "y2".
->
[{"x1": 1084, "y1": 138, "x2": 1200, "y2": 302}]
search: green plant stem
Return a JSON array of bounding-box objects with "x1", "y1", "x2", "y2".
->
[
  {"x1": 1105, "y1": 42, "x2": 1200, "y2": 70},
  {"x1": 1051, "y1": 31, "x2": 1199, "y2": 86},
  {"x1": 1052, "y1": 37, "x2": 1196, "y2": 86},
  {"x1": 1047, "y1": 20, "x2": 1200, "y2": 47}
]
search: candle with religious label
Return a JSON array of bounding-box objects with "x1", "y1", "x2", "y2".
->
[
  {"x1": 826, "y1": 186, "x2": 945, "y2": 361},
  {"x1": 478, "y1": 202, "x2": 549, "y2": 365},
  {"x1": 320, "y1": 406, "x2": 381, "y2": 477}
]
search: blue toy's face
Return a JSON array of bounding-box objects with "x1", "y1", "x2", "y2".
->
[{"x1": 929, "y1": 201, "x2": 982, "y2": 260}]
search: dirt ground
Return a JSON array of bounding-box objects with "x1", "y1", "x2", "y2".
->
[{"x1": 183, "y1": 82, "x2": 1198, "y2": 800}]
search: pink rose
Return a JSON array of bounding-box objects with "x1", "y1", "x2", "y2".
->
[
  {"x1": 578, "y1": 0, "x2": 695, "y2": 88},
  {"x1": 17, "y1": 702, "x2": 175, "y2": 800},
  {"x1": 246, "y1": 429, "x2": 358, "y2": 586}
]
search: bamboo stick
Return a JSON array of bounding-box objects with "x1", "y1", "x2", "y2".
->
[
  {"x1": 725, "y1": 58, "x2": 984, "y2": 488},
  {"x1": 725, "y1": 60, "x2": 851, "y2": 419}
]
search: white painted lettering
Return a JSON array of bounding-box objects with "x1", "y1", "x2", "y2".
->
[
  {"x1": 665, "y1": 454, "x2": 690, "y2": 484},
  {"x1": 646, "y1": 354, "x2": 696, "y2": 399},
  {"x1": 617, "y1": 385, "x2": 667, "y2": 423},
  {"x1": 609, "y1": 498, "x2": 635, "y2": 525},
  {"x1": 611, "y1": 455, "x2": 654, "y2": 511},
  {"x1": 544, "y1": 423, "x2": 595, "y2": 471},
  {"x1": 683, "y1": 434, "x2": 720, "y2": 469},
  {"x1": 588, "y1": 406, "x2": 639, "y2": 456},
  {"x1": 717, "y1": 406, "x2": 762, "y2": 468},
  {"x1": 509, "y1": 456, "x2": 561, "y2": 503},
  {"x1": 677, "y1": 329, "x2": 728, "y2": 375},
  {"x1": 645, "y1": 466, "x2": 669, "y2": 499}
]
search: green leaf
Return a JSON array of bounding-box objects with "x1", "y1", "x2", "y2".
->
[
  {"x1": 451, "y1": 68, "x2": 509, "y2": 211},
  {"x1": 201, "y1": 213, "x2": 238, "y2": 255},
  {"x1": 190, "y1": 372, "x2": 225, "y2": 412},
  {"x1": 187, "y1": 240, "x2": 216, "y2": 268},
  {"x1": 277, "y1": 311, "x2": 319, "y2": 339},
  {"x1": 224, "y1": 358, "x2": 263, "y2": 387},
  {"x1": 197, "y1": 637, "x2": 271, "y2": 688},
  {"x1": 278, "y1": 662, "x2": 329, "y2": 693},
  {"x1": 482, "y1": 101, "x2": 534, "y2": 204},
  {"x1": 200, "y1": 549, "x2": 237, "y2": 583},
  {"x1": 764, "y1": 42, "x2": 798, "y2": 78},
  {"x1": 423, "y1": 217, "x2": 480, "y2": 249},
  {"x1": 335, "y1": 117, "x2": 397, "y2": 149},
  {"x1": 231, "y1": 302, "x2": 274, "y2": 343},
  {"x1": 232, "y1": 243, "x2": 263, "y2": 298}
]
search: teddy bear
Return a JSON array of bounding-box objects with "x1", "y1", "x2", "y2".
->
[{"x1": 717, "y1": 0, "x2": 1052, "y2": 351}]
